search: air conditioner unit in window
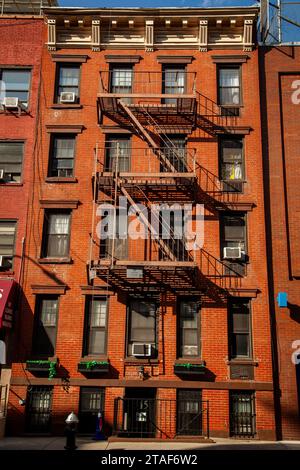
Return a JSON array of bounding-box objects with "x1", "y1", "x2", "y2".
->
[
  {"x1": 132, "y1": 343, "x2": 152, "y2": 357},
  {"x1": 60, "y1": 92, "x2": 76, "y2": 103},
  {"x1": 0, "y1": 169, "x2": 4, "y2": 180},
  {"x1": 223, "y1": 246, "x2": 242, "y2": 260},
  {"x1": 3, "y1": 97, "x2": 19, "y2": 108}
]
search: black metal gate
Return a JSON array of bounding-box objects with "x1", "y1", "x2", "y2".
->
[
  {"x1": 113, "y1": 397, "x2": 209, "y2": 439},
  {"x1": 230, "y1": 392, "x2": 256, "y2": 437},
  {"x1": 176, "y1": 390, "x2": 204, "y2": 436},
  {"x1": 25, "y1": 386, "x2": 53, "y2": 433}
]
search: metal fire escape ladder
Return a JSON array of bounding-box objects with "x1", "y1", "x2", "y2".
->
[{"x1": 118, "y1": 100, "x2": 178, "y2": 173}]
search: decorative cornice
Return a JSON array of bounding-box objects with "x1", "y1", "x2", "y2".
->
[
  {"x1": 45, "y1": 125, "x2": 84, "y2": 134},
  {"x1": 31, "y1": 284, "x2": 67, "y2": 295},
  {"x1": 80, "y1": 286, "x2": 115, "y2": 295},
  {"x1": 104, "y1": 55, "x2": 142, "y2": 63},
  {"x1": 157, "y1": 56, "x2": 194, "y2": 64},
  {"x1": 212, "y1": 54, "x2": 249, "y2": 63},
  {"x1": 51, "y1": 54, "x2": 89, "y2": 63},
  {"x1": 39, "y1": 200, "x2": 80, "y2": 209},
  {"x1": 223, "y1": 202, "x2": 256, "y2": 212},
  {"x1": 227, "y1": 288, "x2": 260, "y2": 298}
]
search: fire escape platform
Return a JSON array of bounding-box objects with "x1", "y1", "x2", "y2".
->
[{"x1": 92, "y1": 260, "x2": 199, "y2": 294}]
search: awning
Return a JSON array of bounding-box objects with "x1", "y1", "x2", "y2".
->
[{"x1": 0, "y1": 280, "x2": 17, "y2": 329}]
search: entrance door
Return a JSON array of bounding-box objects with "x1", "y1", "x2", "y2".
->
[
  {"x1": 176, "y1": 389, "x2": 203, "y2": 436},
  {"x1": 79, "y1": 387, "x2": 105, "y2": 434},
  {"x1": 25, "y1": 386, "x2": 53, "y2": 433},
  {"x1": 123, "y1": 388, "x2": 156, "y2": 437}
]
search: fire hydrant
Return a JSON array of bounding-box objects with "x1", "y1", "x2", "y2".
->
[{"x1": 64, "y1": 411, "x2": 79, "y2": 451}]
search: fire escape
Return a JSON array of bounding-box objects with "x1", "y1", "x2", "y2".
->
[{"x1": 91, "y1": 69, "x2": 242, "y2": 297}]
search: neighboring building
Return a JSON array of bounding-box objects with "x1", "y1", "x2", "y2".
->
[
  {"x1": 260, "y1": 45, "x2": 300, "y2": 440},
  {"x1": 0, "y1": 0, "x2": 58, "y2": 439},
  {"x1": 6, "y1": 6, "x2": 275, "y2": 440}
]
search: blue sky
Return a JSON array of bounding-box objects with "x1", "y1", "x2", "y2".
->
[{"x1": 59, "y1": 1, "x2": 255, "y2": 7}]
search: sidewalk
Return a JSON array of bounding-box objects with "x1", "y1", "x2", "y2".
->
[{"x1": 0, "y1": 437, "x2": 300, "y2": 450}]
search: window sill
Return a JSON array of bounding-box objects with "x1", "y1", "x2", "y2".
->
[
  {"x1": 45, "y1": 177, "x2": 78, "y2": 184},
  {"x1": 227, "y1": 359, "x2": 258, "y2": 366},
  {"x1": 124, "y1": 357, "x2": 159, "y2": 365},
  {"x1": 0, "y1": 183, "x2": 23, "y2": 187},
  {"x1": 50, "y1": 104, "x2": 82, "y2": 109},
  {"x1": 38, "y1": 257, "x2": 72, "y2": 264},
  {"x1": 219, "y1": 104, "x2": 244, "y2": 109}
]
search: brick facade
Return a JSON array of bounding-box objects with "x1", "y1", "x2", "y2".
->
[
  {"x1": 4, "y1": 8, "x2": 275, "y2": 440},
  {"x1": 260, "y1": 45, "x2": 300, "y2": 440}
]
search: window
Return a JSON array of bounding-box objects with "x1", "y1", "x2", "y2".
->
[
  {"x1": 0, "y1": 141, "x2": 24, "y2": 183},
  {"x1": 127, "y1": 300, "x2": 156, "y2": 357},
  {"x1": 99, "y1": 209, "x2": 128, "y2": 261},
  {"x1": 110, "y1": 66, "x2": 133, "y2": 95},
  {"x1": 161, "y1": 135, "x2": 187, "y2": 172},
  {"x1": 178, "y1": 300, "x2": 200, "y2": 357},
  {"x1": 83, "y1": 298, "x2": 108, "y2": 356},
  {"x1": 220, "y1": 213, "x2": 247, "y2": 275},
  {"x1": 0, "y1": 69, "x2": 31, "y2": 108},
  {"x1": 218, "y1": 67, "x2": 241, "y2": 106},
  {"x1": 32, "y1": 296, "x2": 59, "y2": 357},
  {"x1": 0, "y1": 221, "x2": 16, "y2": 270},
  {"x1": 220, "y1": 137, "x2": 244, "y2": 192},
  {"x1": 229, "y1": 299, "x2": 252, "y2": 359},
  {"x1": 43, "y1": 211, "x2": 71, "y2": 258},
  {"x1": 105, "y1": 135, "x2": 131, "y2": 172},
  {"x1": 221, "y1": 213, "x2": 246, "y2": 256},
  {"x1": 79, "y1": 387, "x2": 105, "y2": 434},
  {"x1": 25, "y1": 386, "x2": 53, "y2": 433},
  {"x1": 163, "y1": 66, "x2": 186, "y2": 104},
  {"x1": 56, "y1": 64, "x2": 80, "y2": 103},
  {"x1": 49, "y1": 135, "x2": 75, "y2": 177},
  {"x1": 177, "y1": 389, "x2": 202, "y2": 436},
  {"x1": 230, "y1": 391, "x2": 255, "y2": 437}
]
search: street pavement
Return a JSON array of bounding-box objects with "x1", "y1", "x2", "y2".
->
[{"x1": 0, "y1": 437, "x2": 300, "y2": 450}]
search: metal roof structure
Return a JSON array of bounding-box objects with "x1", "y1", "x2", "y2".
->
[{"x1": 1, "y1": 0, "x2": 57, "y2": 15}]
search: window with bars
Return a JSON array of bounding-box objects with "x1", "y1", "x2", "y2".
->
[
  {"x1": 178, "y1": 300, "x2": 200, "y2": 358},
  {"x1": 229, "y1": 299, "x2": 252, "y2": 359},
  {"x1": 79, "y1": 387, "x2": 105, "y2": 434},
  {"x1": 177, "y1": 389, "x2": 203, "y2": 436},
  {"x1": 220, "y1": 137, "x2": 244, "y2": 192},
  {"x1": 0, "y1": 220, "x2": 16, "y2": 270},
  {"x1": 105, "y1": 135, "x2": 131, "y2": 172},
  {"x1": 0, "y1": 141, "x2": 24, "y2": 183},
  {"x1": 127, "y1": 300, "x2": 157, "y2": 357},
  {"x1": 230, "y1": 391, "x2": 256, "y2": 437},
  {"x1": 32, "y1": 296, "x2": 59, "y2": 357},
  {"x1": 25, "y1": 386, "x2": 53, "y2": 433},
  {"x1": 49, "y1": 135, "x2": 75, "y2": 177},
  {"x1": 0, "y1": 69, "x2": 31, "y2": 107},
  {"x1": 56, "y1": 64, "x2": 80, "y2": 103},
  {"x1": 42, "y1": 211, "x2": 71, "y2": 258},
  {"x1": 83, "y1": 298, "x2": 108, "y2": 356}
]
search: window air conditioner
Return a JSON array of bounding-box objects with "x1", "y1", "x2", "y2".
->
[
  {"x1": 223, "y1": 246, "x2": 242, "y2": 260},
  {"x1": 60, "y1": 92, "x2": 76, "y2": 103},
  {"x1": 132, "y1": 343, "x2": 152, "y2": 357},
  {"x1": 3, "y1": 97, "x2": 19, "y2": 108}
]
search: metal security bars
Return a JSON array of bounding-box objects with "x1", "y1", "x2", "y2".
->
[
  {"x1": 230, "y1": 392, "x2": 256, "y2": 437},
  {"x1": 25, "y1": 386, "x2": 53, "y2": 433},
  {"x1": 113, "y1": 397, "x2": 209, "y2": 439}
]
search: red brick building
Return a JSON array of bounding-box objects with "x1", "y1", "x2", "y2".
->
[
  {"x1": 0, "y1": 0, "x2": 57, "y2": 437},
  {"x1": 6, "y1": 6, "x2": 275, "y2": 440},
  {"x1": 260, "y1": 45, "x2": 300, "y2": 440}
]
